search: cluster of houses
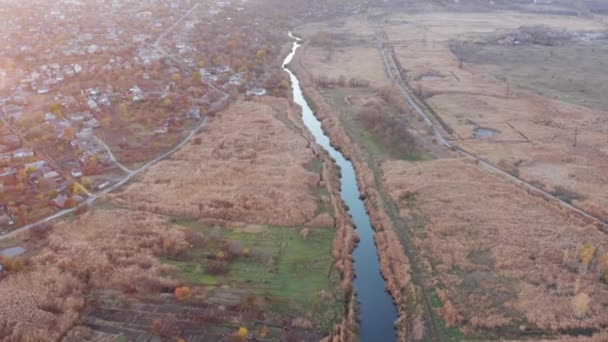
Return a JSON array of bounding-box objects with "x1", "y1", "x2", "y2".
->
[
  {"x1": 0, "y1": 0, "x2": 280, "y2": 232},
  {"x1": 199, "y1": 66, "x2": 267, "y2": 97},
  {"x1": 0, "y1": 121, "x2": 79, "y2": 228}
]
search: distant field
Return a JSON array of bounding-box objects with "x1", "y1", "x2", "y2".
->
[{"x1": 453, "y1": 41, "x2": 608, "y2": 111}]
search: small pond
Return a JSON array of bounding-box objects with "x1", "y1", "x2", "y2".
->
[{"x1": 474, "y1": 127, "x2": 500, "y2": 139}]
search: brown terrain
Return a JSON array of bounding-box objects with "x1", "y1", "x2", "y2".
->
[
  {"x1": 110, "y1": 98, "x2": 328, "y2": 228},
  {"x1": 0, "y1": 97, "x2": 358, "y2": 341},
  {"x1": 385, "y1": 12, "x2": 608, "y2": 221},
  {"x1": 291, "y1": 25, "x2": 420, "y2": 340},
  {"x1": 292, "y1": 6, "x2": 608, "y2": 341},
  {"x1": 383, "y1": 158, "x2": 608, "y2": 338}
]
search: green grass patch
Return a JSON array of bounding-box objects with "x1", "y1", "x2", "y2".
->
[
  {"x1": 322, "y1": 87, "x2": 430, "y2": 161},
  {"x1": 304, "y1": 157, "x2": 324, "y2": 174},
  {"x1": 166, "y1": 219, "x2": 343, "y2": 331}
]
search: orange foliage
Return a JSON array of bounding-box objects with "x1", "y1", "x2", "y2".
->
[{"x1": 174, "y1": 286, "x2": 192, "y2": 301}]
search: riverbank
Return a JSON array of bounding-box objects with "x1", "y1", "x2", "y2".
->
[
  {"x1": 0, "y1": 97, "x2": 350, "y2": 341},
  {"x1": 289, "y1": 39, "x2": 419, "y2": 341},
  {"x1": 290, "y1": 8, "x2": 608, "y2": 341}
]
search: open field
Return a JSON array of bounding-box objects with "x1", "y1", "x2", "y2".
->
[
  {"x1": 382, "y1": 158, "x2": 608, "y2": 340},
  {"x1": 109, "y1": 98, "x2": 333, "y2": 228},
  {"x1": 0, "y1": 96, "x2": 348, "y2": 341},
  {"x1": 452, "y1": 41, "x2": 608, "y2": 112},
  {"x1": 295, "y1": 6, "x2": 608, "y2": 341},
  {"x1": 381, "y1": 11, "x2": 608, "y2": 221}
]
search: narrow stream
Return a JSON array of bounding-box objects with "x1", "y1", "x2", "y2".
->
[{"x1": 283, "y1": 33, "x2": 398, "y2": 342}]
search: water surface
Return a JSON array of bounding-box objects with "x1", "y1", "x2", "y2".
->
[{"x1": 283, "y1": 33, "x2": 398, "y2": 342}]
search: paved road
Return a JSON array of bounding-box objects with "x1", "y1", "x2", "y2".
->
[{"x1": 374, "y1": 28, "x2": 608, "y2": 230}]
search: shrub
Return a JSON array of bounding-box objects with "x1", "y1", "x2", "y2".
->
[
  {"x1": 150, "y1": 314, "x2": 177, "y2": 337},
  {"x1": 75, "y1": 203, "x2": 90, "y2": 215},
  {"x1": 235, "y1": 326, "x2": 248, "y2": 339},
  {"x1": 28, "y1": 222, "x2": 54, "y2": 240},
  {"x1": 359, "y1": 103, "x2": 419, "y2": 159},
  {"x1": 183, "y1": 230, "x2": 206, "y2": 248},
  {"x1": 174, "y1": 286, "x2": 192, "y2": 301},
  {"x1": 572, "y1": 292, "x2": 590, "y2": 318},
  {"x1": 227, "y1": 240, "x2": 244, "y2": 257},
  {"x1": 206, "y1": 260, "x2": 229, "y2": 275},
  {"x1": 299, "y1": 228, "x2": 310, "y2": 240},
  {"x1": 600, "y1": 253, "x2": 608, "y2": 282},
  {"x1": 0, "y1": 256, "x2": 26, "y2": 272},
  {"x1": 578, "y1": 243, "x2": 596, "y2": 272}
]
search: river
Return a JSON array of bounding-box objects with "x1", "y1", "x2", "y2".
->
[{"x1": 282, "y1": 33, "x2": 398, "y2": 342}]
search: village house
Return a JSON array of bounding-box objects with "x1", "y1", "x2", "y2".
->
[
  {"x1": 12, "y1": 148, "x2": 34, "y2": 159},
  {"x1": 246, "y1": 87, "x2": 267, "y2": 96},
  {"x1": 51, "y1": 193, "x2": 68, "y2": 209},
  {"x1": 2, "y1": 105, "x2": 23, "y2": 120},
  {"x1": 0, "y1": 206, "x2": 15, "y2": 227}
]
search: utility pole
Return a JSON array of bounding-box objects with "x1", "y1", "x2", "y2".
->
[
  {"x1": 573, "y1": 127, "x2": 578, "y2": 147},
  {"x1": 505, "y1": 83, "x2": 510, "y2": 98}
]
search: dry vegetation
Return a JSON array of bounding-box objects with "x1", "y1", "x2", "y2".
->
[
  {"x1": 383, "y1": 11, "x2": 608, "y2": 221},
  {"x1": 0, "y1": 96, "x2": 352, "y2": 341},
  {"x1": 110, "y1": 98, "x2": 329, "y2": 227},
  {"x1": 294, "y1": 7, "x2": 608, "y2": 340},
  {"x1": 0, "y1": 209, "x2": 183, "y2": 340},
  {"x1": 383, "y1": 158, "x2": 608, "y2": 339}
]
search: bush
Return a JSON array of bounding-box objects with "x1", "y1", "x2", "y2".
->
[
  {"x1": 183, "y1": 230, "x2": 206, "y2": 248},
  {"x1": 150, "y1": 315, "x2": 177, "y2": 337},
  {"x1": 226, "y1": 240, "x2": 244, "y2": 257},
  {"x1": 359, "y1": 103, "x2": 419, "y2": 159},
  {"x1": 174, "y1": 286, "x2": 192, "y2": 301},
  {"x1": 0, "y1": 256, "x2": 26, "y2": 272},
  {"x1": 578, "y1": 243, "x2": 597, "y2": 272},
  {"x1": 206, "y1": 260, "x2": 229, "y2": 275},
  {"x1": 572, "y1": 292, "x2": 590, "y2": 318}
]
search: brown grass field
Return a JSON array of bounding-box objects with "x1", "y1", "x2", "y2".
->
[
  {"x1": 0, "y1": 97, "x2": 352, "y2": 341},
  {"x1": 383, "y1": 158, "x2": 608, "y2": 339},
  {"x1": 110, "y1": 98, "x2": 330, "y2": 228},
  {"x1": 294, "y1": 7, "x2": 608, "y2": 341},
  {"x1": 384, "y1": 11, "x2": 608, "y2": 221}
]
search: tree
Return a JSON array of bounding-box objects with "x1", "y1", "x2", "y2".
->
[
  {"x1": 572, "y1": 292, "x2": 590, "y2": 318},
  {"x1": 192, "y1": 71, "x2": 202, "y2": 85},
  {"x1": 84, "y1": 156, "x2": 99, "y2": 175},
  {"x1": 72, "y1": 183, "x2": 87, "y2": 195},
  {"x1": 63, "y1": 127, "x2": 75, "y2": 141},
  {"x1": 174, "y1": 286, "x2": 192, "y2": 301},
  {"x1": 235, "y1": 327, "x2": 248, "y2": 339},
  {"x1": 48, "y1": 102, "x2": 63, "y2": 117},
  {"x1": 256, "y1": 49, "x2": 267, "y2": 61}
]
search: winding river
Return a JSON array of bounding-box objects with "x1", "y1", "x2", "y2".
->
[{"x1": 282, "y1": 33, "x2": 398, "y2": 342}]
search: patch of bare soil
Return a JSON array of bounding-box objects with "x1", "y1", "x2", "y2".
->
[
  {"x1": 110, "y1": 98, "x2": 325, "y2": 227},
  {"x1": 383, "y1": 158, "x2": 608, "y2": 339}
]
